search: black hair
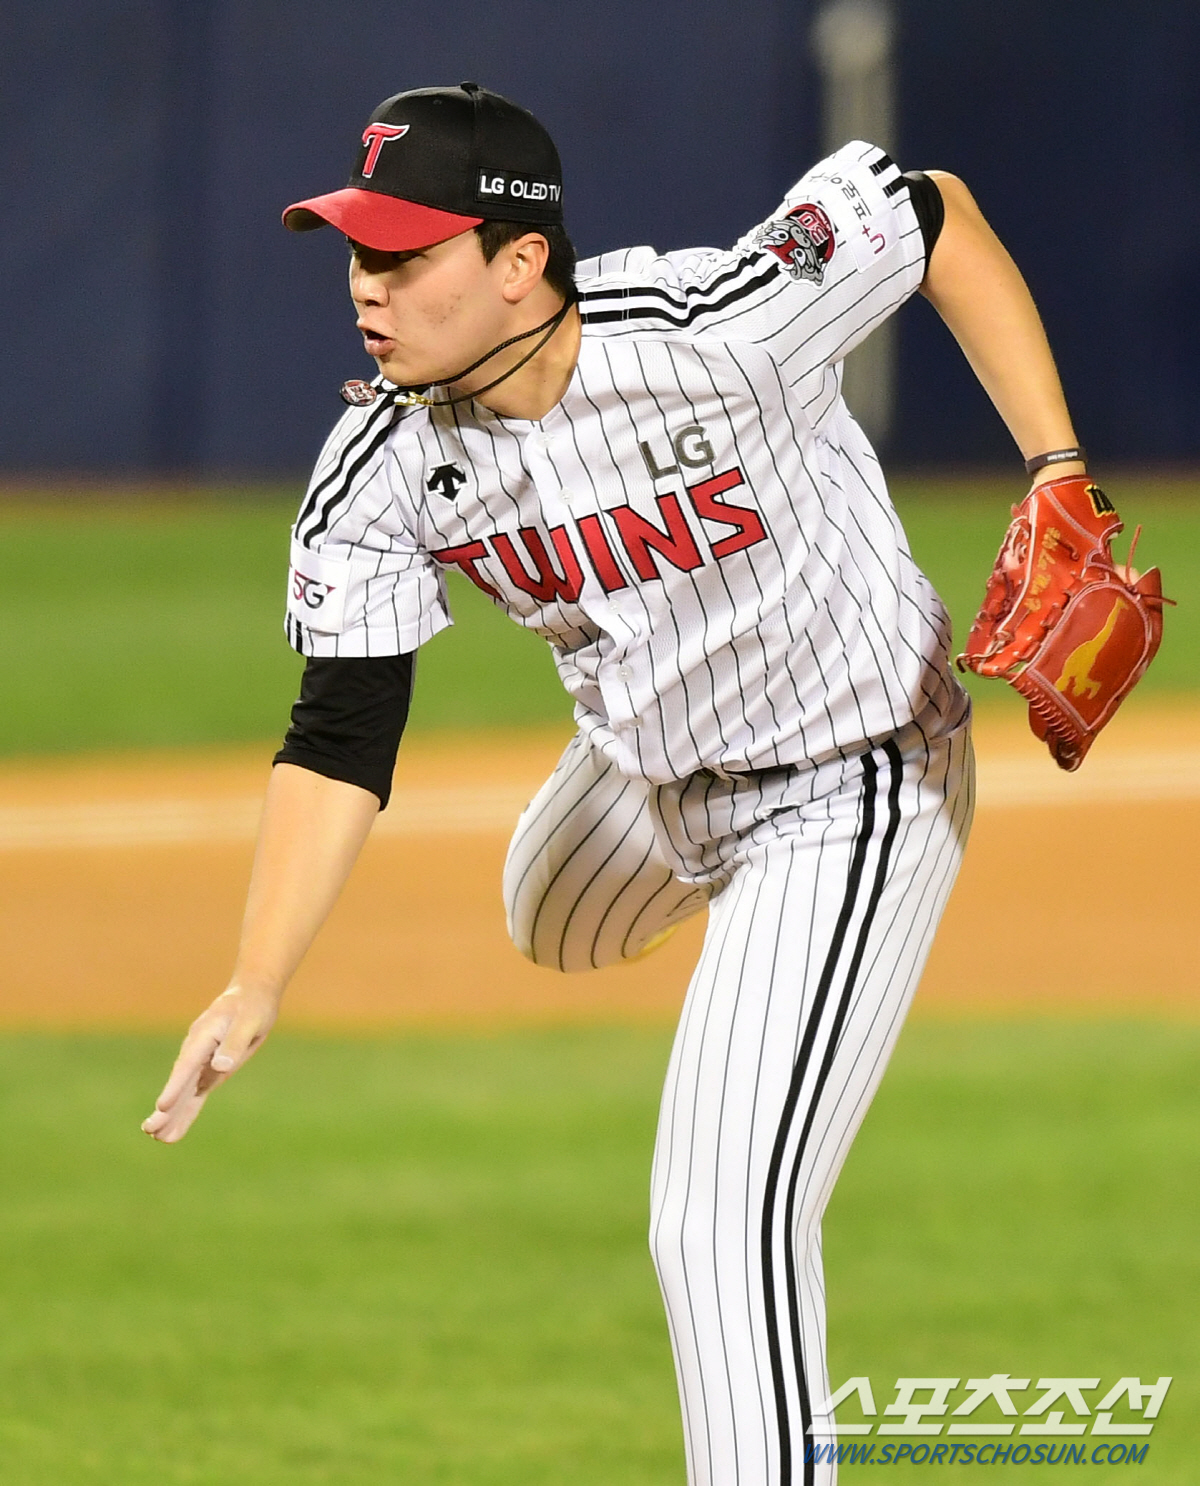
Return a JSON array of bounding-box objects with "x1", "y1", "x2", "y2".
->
[{"x1": 474, "y1": 219, "x2": 577, "y2": 302}]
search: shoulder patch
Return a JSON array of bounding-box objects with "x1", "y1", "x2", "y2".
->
[{"x1": 754, "y1": 203, "x2": 836, "y2": 283}]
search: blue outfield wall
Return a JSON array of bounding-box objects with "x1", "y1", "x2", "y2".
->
[{"x1": 2, "y1": 1, "x2": 1198, "y2": 474}]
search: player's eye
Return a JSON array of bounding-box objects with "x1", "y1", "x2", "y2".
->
[{"x1": 348, "y1": 240, "x2": 420, "y2": 272}]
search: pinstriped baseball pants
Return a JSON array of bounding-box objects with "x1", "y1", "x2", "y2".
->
[{"x1": 504, "y1": 714, "x2": 975, "y2": 1486}]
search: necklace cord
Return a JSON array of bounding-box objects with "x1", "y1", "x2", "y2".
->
[{"x1": 394, "y1": 297, "x2": 574, "y2": 409}]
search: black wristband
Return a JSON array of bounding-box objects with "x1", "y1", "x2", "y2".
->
[{"x1": 1024, "y1": 447, "x2": 1086, "y2": 475}]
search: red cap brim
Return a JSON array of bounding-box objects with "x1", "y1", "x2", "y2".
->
[{"x1": 282, "y1": 188, "x2": 483, "y2": 250}]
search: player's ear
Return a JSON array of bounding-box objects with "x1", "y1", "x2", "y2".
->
[{"x1": 499, "y1": 232, "x2": 551, "y2": 305}]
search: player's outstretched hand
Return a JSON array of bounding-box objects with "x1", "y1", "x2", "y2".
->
[{"x1": 142, "y1": 984, "x2": 280, "y2": 1143}]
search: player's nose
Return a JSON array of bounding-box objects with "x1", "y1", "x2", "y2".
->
[{"x1": 349, "y1": 261, "x2": 390, "y2": 308}]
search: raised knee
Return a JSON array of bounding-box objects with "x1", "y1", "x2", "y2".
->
[
  {"x1": 512, "y1": 927, "x2": 670, "y2": 974},
  {"x1": 505, "y1": 914, "x2": 594, "y2": 973},
  {"x1": 509, "y1": 933, "x2": 566, "y2": 971},
  {"x1": 506, "y1": 910, "x2": 554, "y2": 969},
  {"x1": 504, "y1": 883, "x2": 555, "y2": 968},
  {"x1": 505, "y1": 892, "x2": 645, "y2": 973}
]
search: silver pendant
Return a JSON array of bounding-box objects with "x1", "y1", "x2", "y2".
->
[
  {"x1": 339, "y1": 380, "x2": 433, "y2": 409},
  {"x1": 340, "y1": 380, "x2": 378, "y2": 407}
]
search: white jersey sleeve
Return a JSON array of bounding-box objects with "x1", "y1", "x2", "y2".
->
[
  {"x1": 576, "y1": 141, "x2": 926, "y2": 389},
  {"x1": 284, "y1": 397, "x2": 452, "y2": 658}
]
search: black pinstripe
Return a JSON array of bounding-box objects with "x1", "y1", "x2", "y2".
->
[
  {"x1": 578, "y1": 253, "x2": 764, "y2": 311},
  {"x1": 295, "y1": 391, "x2": 395, "y2": 540},
  {"x1": 580, "y1": 262, "x2": 782, "y2": 329},
  {"x1": 759, "y1": 741, "x2": 903, "y2": 1486},
  {"x1": 300, "y1": 413, "x2": 397, "y2": 548}
]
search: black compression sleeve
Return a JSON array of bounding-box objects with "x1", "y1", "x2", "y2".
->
[
  {"x1": 273, "y1": 653, "x2": 415, "y2": 809},
  {"x1": 902, "y1": 171, "x2": 946, "y2": 268}
]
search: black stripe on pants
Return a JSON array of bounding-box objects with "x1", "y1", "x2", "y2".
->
[{"x1": 759, "y1": 740, "x2": 903, "y2": 1486}]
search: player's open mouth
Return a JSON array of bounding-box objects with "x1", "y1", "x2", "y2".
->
[{"x1": 358, "y1": 326, "x2": 396, "y2": 356}]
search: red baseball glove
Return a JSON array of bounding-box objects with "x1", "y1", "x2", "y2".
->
[{"x1": 957, "y1": 476, "x2": 1167, "y2": 771}]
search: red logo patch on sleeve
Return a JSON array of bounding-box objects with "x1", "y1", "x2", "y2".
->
[{"x1": 756, "y1": 203, "x2": 836, "y2": 283}]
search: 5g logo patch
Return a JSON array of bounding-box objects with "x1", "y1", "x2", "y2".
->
[
  {"x1": 287, "y1": 537, "x2": 352, "y2": 634},
  {"x1": 291, "y1": 571, "x2": 337, "y2": 610}
]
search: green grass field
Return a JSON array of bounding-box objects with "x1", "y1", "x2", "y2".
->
[
  {"x1": 0, "y1": 476, "x2": 1195, "y2": 755},
  {"x1": 0, "y1": 1023, "x2": 1194, "y2": 1484}
]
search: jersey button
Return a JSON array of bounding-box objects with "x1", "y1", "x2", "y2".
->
[{"x1": 616, "y1": 664, "x2": 633, "y2": 682}]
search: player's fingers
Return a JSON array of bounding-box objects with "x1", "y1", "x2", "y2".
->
[
  {"x1": 141, "y1": 1057, "x2": 221, "y2": 1140},
  {"x1": 210, "y1": 998, "x2": 278, "y2": 1076},
  {"x1": 153, "y1": 1012, "x2": 232, "y2": 1111},
  {"x1": 142, "y1": 1080, "x2": 218, "y2": 1143},
  {"x1": 141, "y1": 1031, "x2": 240, "y2": 1142},
  {"x1": 142, "y1": 993, "x2": 278, "y2": 1142}
]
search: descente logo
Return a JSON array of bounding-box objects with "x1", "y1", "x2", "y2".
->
[{"x1": 476, "y1": 172, "x2": 562, "y2": 204}]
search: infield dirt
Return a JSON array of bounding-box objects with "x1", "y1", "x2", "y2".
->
[{"x1": 1, "y1": 702, "x2": 1195, "y2": 1030}]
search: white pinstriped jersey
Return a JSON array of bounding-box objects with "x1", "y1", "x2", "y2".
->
[{"x1": 285, "y1": 140, "x2": 965, "y2": 784}]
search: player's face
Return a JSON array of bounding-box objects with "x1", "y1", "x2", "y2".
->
[{"x1": 348, "y1": 231, "x2": 515, "y2": 388}]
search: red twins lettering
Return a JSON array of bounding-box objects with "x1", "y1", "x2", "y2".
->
[
  {"x1": 491, "y1": 528, "x2": 584, "y2": 603},
  {"x1": 431, "y1": 466, "x2": 766, "y2": 599},
  {"x1": 687, "y1": 468, "x2": 767, "y2": 557},
  {"x1": 576, "y1": 515, "x2": 628, "y2": 594},
  {"x1": 610, "y1": 492, "x2": 704, "y2": 581},
  {"x1": 360, "y1": 122, "x2": 410, "y2": 177},
  {"x1": 431, "y1": 540, "x2": 500, "y2": 598}
]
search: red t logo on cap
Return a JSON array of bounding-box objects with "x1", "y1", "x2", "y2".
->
[{"x1": 361, "y1": 123, "x2": 410, "y2": 178}]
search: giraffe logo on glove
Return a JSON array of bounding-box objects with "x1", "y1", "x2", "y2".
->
[{"x1": 1055, "y1": 597, "x2": 1128, "y2": 699}]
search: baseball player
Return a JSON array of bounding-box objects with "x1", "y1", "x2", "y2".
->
[{"x1": 144, "y1": 83, "x2": 1097, "y2": 1485}]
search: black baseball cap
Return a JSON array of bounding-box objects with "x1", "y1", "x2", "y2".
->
[{"x1": 282, "y1": 81, "x2": 563, "y2": 251}]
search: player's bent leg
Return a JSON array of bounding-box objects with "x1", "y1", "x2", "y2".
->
[
  {"x1": 503, "y1": 730, "x2": 712, "y2": 972},
  {"x1": 648, "y1": 723, "x2": 974, "y2": 1486}
]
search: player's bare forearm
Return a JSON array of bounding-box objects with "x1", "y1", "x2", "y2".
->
[
  {"x1": 233, "y1": 764, "x2": 380, "y2": 996},
  {"x1": 919, "y1": 171, "x2": 1084, "y2": 485},
  {"x1": 142, "y1": 765, "x2": 379, "y2": 1143}
]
